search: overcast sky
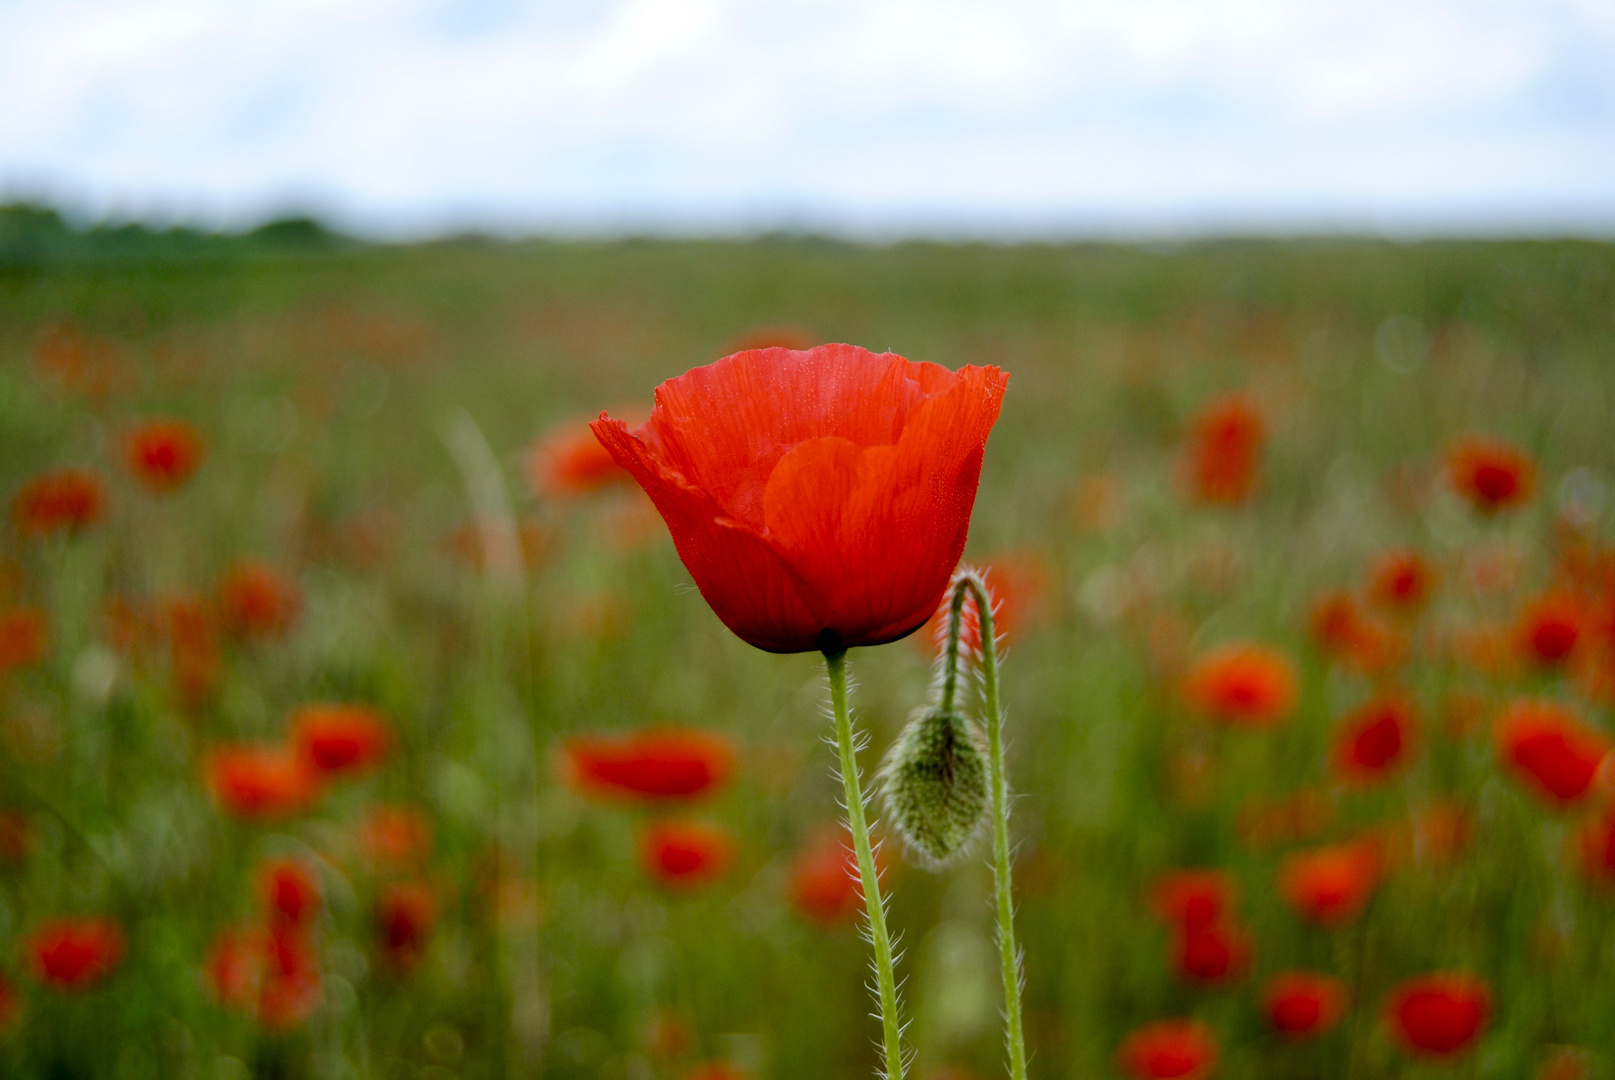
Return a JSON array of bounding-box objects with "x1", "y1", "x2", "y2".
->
[{"x1": 2, "y1": 0, "x2": 1613, "y2": 238}]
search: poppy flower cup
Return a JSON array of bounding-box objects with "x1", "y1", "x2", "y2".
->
[{"x1": 591, "y1": 345, "x2": 1008, "y2": 654}]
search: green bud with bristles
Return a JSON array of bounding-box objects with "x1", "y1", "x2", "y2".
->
[{"x1": 879, "y1": 705, "x2": 990, "y2": 866}]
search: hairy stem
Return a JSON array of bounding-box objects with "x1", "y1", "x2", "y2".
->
[
  {"x1": 954, "y1": 572, "x2": 1028, "y2": 1080},
  {"x1": 825, "y1": 649, "x2": 906, "y2": 1080}
]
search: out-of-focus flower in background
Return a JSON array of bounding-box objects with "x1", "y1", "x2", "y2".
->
[
  {"x1": 1385, "y1": 973, "x2": 1490, "y2": 1057},
  {"x1": 1184, "y1": 643, "x2": 1298, "y2": 728},
  {"x1": 125, "y1": 419, "x2": 205, "y2": 493},
  {"x1": 25, "y1": 916, "x2": 125, "y2": 991},
  {"x1": 1447, "y1": 437, "x2": 1535, "y2": 514},
  {"x1": 13, "y1": 468, "x2": 107, "y2": 538},
  {"x1": 1116, "y1": 1018, "x2": 1218, "y2": 1080}
]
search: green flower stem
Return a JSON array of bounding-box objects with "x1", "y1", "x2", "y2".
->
[
  {"x1": 825, "y1": 648, "x2": 906, "y2": 1080},
  {"x1": 947, "y1": 572, "x2": 1028, "y2": 1080}
]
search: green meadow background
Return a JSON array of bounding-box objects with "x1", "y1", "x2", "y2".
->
[{"x1": 2, "y1": 215, "x2": 1615, "y2": 1079}]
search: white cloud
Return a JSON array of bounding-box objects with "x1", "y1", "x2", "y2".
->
[{"x1": 1, "y1": 0, "x2": 1611, "y2": 235}]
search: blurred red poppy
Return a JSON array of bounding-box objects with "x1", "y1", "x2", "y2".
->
[
  {"x1": 1148, "y1": 869, "x2": 1235, "y2": 933},
  {"x1": 1447, "y1": 437, "x2": 1534, "y2": 513},
  {"x1": 25, "y1": 917, "x2": 125, "y2": 990},
  {"x1": 562, "y1": 728, "x2": 734, "y2": 802},
  {"x1": 1116, "y1": 1019, "x2": 1218, "y2": 1080},
  {"x1": 1385, "y1": 973, "x2": 1490, "y2": 1057},
  {"x1": 1308, "y1": 591, "x2": 1402, "y2": 674},
  {"x1": 218, "y1": 561, "x2": 301, "y2": 640},
  {"x1": 1332, "y1": 694, "x2": 1414, "y2": 783},
  {"x1": 205, "y1": 745, "x2": 316, "y2": 821},
  {"x1": 358, "y1": 804, "x2": 433, "y2": 869},
  {"x1": 1264, "y1": 971, "x2": 1345, "y2": 1037},
  {"x1": 13, "y1": 468, "x2": 107, "y2": 538},
  {"x1": 1497, "y1": 699, "x2": 1610, "y2": 807},
  {"x1": 205, "y1": 927, "x2": 261, "y2": 1011},
  {"x1": 1181, "y1": 392, "x2": 1263, "y2": 506},
  {"x1": 1518, "y1": 593, "x2": 1583, "y2": 667},
  {"x1": 0, "y1": 606, "x2": 48, "y2": 674},
  {"x1": 641, "y1": 820, "x2": 733, "y2": 889},
  {"x1": 1173, "y1": 921, "x2": 1250, "y2": 984},
  {"x1": 1369, "y1": 549, "x2": 1434, "y2": 613},
  {"x1": 592, "y1": 345, "x2": 1008, "y2": 653},
  {"x1": 257, "y1": 929, "x2": 322, "y2": 1029},
  {"x1": 125, "y1": 419, "x2": 204, "y2": 493},
  {"x1": 259, "y1": 858, "x2": 321, "y2": 931},
  {"x1": 1278, "y1": 839, "x2": 1382, "y2": 925},
  {"x1": 788, "y1": 828, "x2": 877, "y2": 927},
  {"x1": 1185, "y1": 643, "x2": 1298, "y2": 727},
  {"x1": 375, "y1": 881, "x2": 437, "y2": 975},
  {"x1": 526, "y1": 415, "x2": 642, "y2": 498},
  {"x1": 205, "y1": 926, "x2": 322, "y2": 1030},
  {"x1": 290, "y1": 703, "x2": 390, "y2": 778}
]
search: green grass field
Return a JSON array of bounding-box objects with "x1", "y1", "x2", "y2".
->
[{"x1": 2, "y1": 229, "x2": 1615, "y2": 1079}]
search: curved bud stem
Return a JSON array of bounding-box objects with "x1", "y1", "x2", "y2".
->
[
  {"x1": 945, "y1": 571, "x2": 1028, "y2": 1080},
  {"x1": 825, "y1": 648, "x2": 906, "y2": 1080}
]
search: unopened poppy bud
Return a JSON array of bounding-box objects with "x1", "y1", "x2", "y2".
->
[{"x1": 879, "y1": 706, "x2": 989, "y2": 866}]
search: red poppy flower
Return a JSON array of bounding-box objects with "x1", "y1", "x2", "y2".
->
[
  {"x1": 375, "y1": 881, "x2": 437, "y2": 974},
  {"x1": 1518, "y1": 593, "x2": 1583, "y2": 666},
  {"x1": 1308, "y1": 592, "x2": 1402, "y2": 673},
  {"x1": 1369, "y1": 549, "x2": 1435, "y2": 613},
  {"x1": 788, "y1": 828, "x2": 878, "y2": 926},
  {"x1": 1173, "y1": 921, "x2": 1250, "y2": 984},
  {"x1": 218, "y1": 561, "x2": 301, "y2": 639},
  {"x1": 1497, "y1": 699, "x2": 1610, "y2": 806},
  {"x1": 1333, "y1": 694, "x2": 1414, "y2": 782},
  {"x1": 1413, "y1": 800, "x2": 1472, "y2": 867},
  {"x1": 290, "y1": 703, "x2": 390, "y2": 778},
  {"x1": 526, "y1": 415, "x2": 642, "y2": 497},
  {"x1": 1149, "y1": 869, "x2": 1235, "y2": 933},
  {"x1": 0, "y1": 606, "x2": 48, "y2": 674},
  {"x1": 1385, "y1": 973, "x2": 1490, "y2": 1057},
  {"x1": 641, "y1": 820, "x2": 734, "y2": 889},
  {"x1": 206, "y1": 926, "x2": 322, "y2": 1029},
  {"x1": 526, "y1": 413, "x2": 646, "y2": 497},
  {"x1": 1182, "y1": 392, "x2": 1263, "y2": 506},
  {"x1": 1264, "y1": 971, "x2": 1346, "y2": 1037},
  {"x1": 205, "y1": 926, "x2": 261, "y2": 1010},
  {"x1": 1447, "y1": 437, "x2": 1534, "y2": 513},
  {"x1": 125, "y1": 419, "x2": 204, "y2": 493},
  {"x1": 259, "y1": 858, "x2": 321, "y2": 931},
  {"x1": 562, "y1": 728, "x2": 734, "y2": 802},
  {"x1": 1116, "y1": 1019, "x2": 1218, "y2": 1080},
  {"x1": 1278, "y1": 839, "x2": 1382, "y2": 925},
  {"x1": 13, "y1": 468, "x2": 107, "y2": 538},
  {"x1": 205, "y1": 745, "x2": 316, "y2": 821},
  {"x1": 1185, "y1": 643, "x2": 1298, "y2": 727},
  {"x1": 25, "y1": 916, "x2": 125, "y2": 990},
  {"x1": 591, "y1": 345, "x2": 1008, "y2": 654},
  {"x1": 358, "y1": 804, "x2": 433, "y2": 869},
  {"x1": 256, "y1": 928, "x2": 322, "y2": 1029}
]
